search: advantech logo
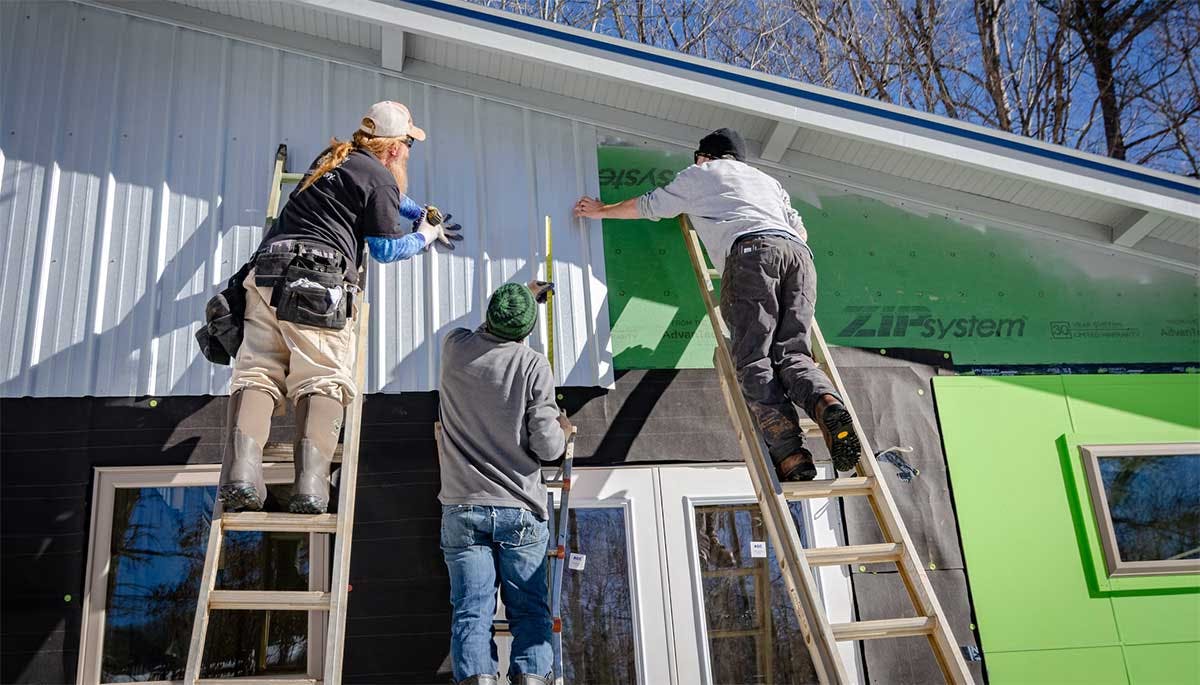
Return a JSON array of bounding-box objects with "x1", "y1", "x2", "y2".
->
[
  {"x1": 837, "y1": 306, "x2": 1028, "y2": 339},
  {"x1": 599, "y1": 167, "x2": 678, "y2": 189}
]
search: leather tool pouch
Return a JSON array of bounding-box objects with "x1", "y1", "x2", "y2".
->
[{"x1": 195, "y1": 260, "x2": 252, "y2": 365}]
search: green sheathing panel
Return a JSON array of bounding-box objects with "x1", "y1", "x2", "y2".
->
[
  {"x1": 935, "y1": 375, "x2": 1200, "y2": 683},
  {"x1": 1123, "y1": 643, "x2": 1200, "y2": 685},
  {"x1": 598, "y1": 146, "x2": 1200, "y2": 369},
  {"x1": 986, "y1": 646, "x2": 1130, "y2": 684}
]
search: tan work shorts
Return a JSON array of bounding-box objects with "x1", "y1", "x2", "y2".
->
[{"x1": 229, "y1": 269, "x2": 358, "y2": 409}]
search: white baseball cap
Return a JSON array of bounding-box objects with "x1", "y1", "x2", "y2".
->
[{"x1": 359, "y1": 101, "x2": 426, "y2": 141}]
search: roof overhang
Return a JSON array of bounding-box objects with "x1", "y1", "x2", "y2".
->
[{"x1": 84, "y1": 0, "x2": 1200, "y2": 270}]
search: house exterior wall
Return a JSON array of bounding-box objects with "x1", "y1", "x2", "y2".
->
[
  {"x1": 935, "y1": 374, "x2": 1200, "y2": 683},
  {"x1": 0, "y1": 1, "x2": 613, "y2": 398}
]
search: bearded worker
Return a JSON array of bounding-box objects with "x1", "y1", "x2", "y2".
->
[{"x1": 218, "y1": 101, "x2": 463, "y2": 514}]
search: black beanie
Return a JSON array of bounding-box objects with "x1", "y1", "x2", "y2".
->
[{"x1": 697, "y1": 128, "x2": 747, "y2": 161}]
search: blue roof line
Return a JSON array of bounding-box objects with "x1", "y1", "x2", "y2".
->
[{"x1": 407, "y1": 0, "x2": 1199, "y2": 198}]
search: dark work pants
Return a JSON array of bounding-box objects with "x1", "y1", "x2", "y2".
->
[{"x1": 719, "y1": 235, "x2": 840, "y2": 463}]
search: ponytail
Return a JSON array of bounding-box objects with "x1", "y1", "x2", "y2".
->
[{"x1": 298, "y1": 128, "x2": 406, "y2": 192}]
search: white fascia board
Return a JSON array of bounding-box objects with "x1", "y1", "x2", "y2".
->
[{"x1": 291, "y1": 0, "x2": 1200, "y2": 222}]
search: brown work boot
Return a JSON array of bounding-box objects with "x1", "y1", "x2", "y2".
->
[
  {"x1": 814, "y1": 394, "x2": 862, "y2": 472},
  {"x1": 775, "y1": 447, "x2": 817, "y2": 482}
]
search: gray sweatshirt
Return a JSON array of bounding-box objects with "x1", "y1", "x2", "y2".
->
[
  {"x1": 636, "y1": 159, "x2": 807, "y2": 272},
  {"x1": 437, "y1": 326, "x2": 566, "y2": 520}
]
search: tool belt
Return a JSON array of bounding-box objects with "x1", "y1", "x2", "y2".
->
[{"x1": 253, "y1": 240, "x2": 357, "y2": 331}]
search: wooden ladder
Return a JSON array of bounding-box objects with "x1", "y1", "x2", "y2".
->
[
  {"x1": 679, "y1": 216, "x2": 974, "y2": 684},
  {"x1": 183, "y1": 145, "x2": 367, "y2": 685}
]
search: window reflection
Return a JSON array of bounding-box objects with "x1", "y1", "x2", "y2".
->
[
  {"x1": 559, "y1": 507, "x2": 637, "y2": 685},
  {"x1": 694, "y1": 503, "x2": 817, "y2": 685},
  {"x1": 102, "y1": 485, "x2": 310, "y2": 683},
  {"x1": 1099, "y1": 454, "x2": 1200, "y2": 562}
]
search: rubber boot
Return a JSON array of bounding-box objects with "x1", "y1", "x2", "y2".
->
[
  {"x1": 814, "y1": 394, "x2": 862, "y2": 472},
  {"x1": 289, "y1": 394, "x2": 343, "y2": 514},
  {"x1": 510, "y1": 674, "x2": 552, "y2": 685},
  {"x1": 456, "y1": 676, "x2": 499, "y2": 685},
  {"x1": 218, "y1": 389, "x2": 273, "y2": 511}
]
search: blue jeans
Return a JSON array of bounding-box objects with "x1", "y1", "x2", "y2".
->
[{"x1": 441, "y1": 504, "x2": 553, "y2": 682}]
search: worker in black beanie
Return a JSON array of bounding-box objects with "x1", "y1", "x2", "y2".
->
[{"x1": 574, "y1": 128, "x2": 861, "y2": 482}]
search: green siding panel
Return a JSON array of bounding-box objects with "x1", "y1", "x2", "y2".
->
[
  {"x1": 985, "y1": 646, "x2": 1129, "y2": 684},
  {"x1": 1123, "y1": 643, "x2": 1200, "y2": 685},
  {"x1": 935, "y1": 378, "x2": 1121, "y2": 652},
  {"x1": 1062, "y1": 375, "x2": 1200, "y2": 433},
  {"x1": 1113, "y1": 594, "x2": 1200, "y2": 645},
  {"x1": 937, "y1": 375, "x2": 1200, "y2": 683}
]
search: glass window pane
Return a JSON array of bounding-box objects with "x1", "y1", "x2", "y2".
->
[
  {"x1": 559, "y1": 508, "x2": 637, "y2": 684},
  {"x1": 694, "y1": 503, "x2": 818, "y2": 685},
  {"x1": 1098, "y1": 453, "x2": 1200, "y2": 562},
  {"x1": 102, "y1": 485, "x2": 310, "y2": 683}
]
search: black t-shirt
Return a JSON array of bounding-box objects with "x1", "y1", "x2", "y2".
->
[{"x1": 260, "y1": 148, "x2": 404, "y2": 268}]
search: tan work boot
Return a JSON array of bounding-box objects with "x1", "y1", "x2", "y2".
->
[
  {"x1": 814, "y1": 394, "x2": 862, "y2": 472},
  {"x1": 289, "y1": 394, "x2": 343, "y2": 514},
  {"x1": 218, "y1": 389, "x2": 271, "y2": 511}
]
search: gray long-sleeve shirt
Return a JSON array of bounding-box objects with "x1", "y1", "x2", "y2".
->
[
  {"x1": 437, "y1": 326, "x2": 566, "y2": 520},
  {"x1": 636, "y1": 159, "x2": 807, "y2": 272}
]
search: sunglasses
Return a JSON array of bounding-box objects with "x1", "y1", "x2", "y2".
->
[{"x1": 401, "y1": 135, "x2": 416, "y2": 148}]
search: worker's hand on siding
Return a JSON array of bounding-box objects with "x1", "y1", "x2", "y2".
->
[{"x1": 573, "y1": 196, "x2": 605, "y2": 219}]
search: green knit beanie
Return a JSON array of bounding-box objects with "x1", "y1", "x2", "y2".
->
[{"x1": 486, "y1": 283, "x2": 537, "y2": 341}]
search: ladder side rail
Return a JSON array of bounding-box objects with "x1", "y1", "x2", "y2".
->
[
  {"x1": 808, "y1": 324, "x2": 973, "y2": 683},
  {"x1": 678, "y1": 216, "x2": 847, "y2": 684},
  {"x1": 549, "y1": 429, "x2": 576, "y2": 684},
  {"x1": 184, "y1": 502, "x2": 226, "y2": 684},
  {"x1": 323, "y1": 303, "x2": 370, "y2": 684}
]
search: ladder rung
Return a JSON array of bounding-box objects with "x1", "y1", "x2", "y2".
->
[
  {"x1": 222, "y1": 511, "x2": 338, "y2": 534},
  {"x1": 494, "y1": 619, "x2": 510, "y2": 636},
  {"x1": 209, "y1": 590, "x2": 331, "y2": 611},
  {"x1": 798, "y1": 417, "x2": 818, "y2": 433},
  {"x1": 280, "y1": 172, "x2": 306, "y2": 184},
  {"x1": 263, "y1": 442, "x2": 343, "y2": 462},
  {"x1": 805, "y1": 543, "x2": 902, "y2": 566},
  {"x1": 782, "y1": 476, "x2": 875, "y2": 500},
  {"x1": 831, "y1": 616, "x2": 935, "y2": 641},
  {"x1": 199, "y1": 680, "x2": 319, "y2": 685},
  {"x1": 706, "y1": 268, "x2": 721, "y2": 280}
]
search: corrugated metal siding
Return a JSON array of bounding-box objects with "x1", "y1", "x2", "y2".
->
[{"x1": 0, "y1": 2, "x2": 612, "y2": 397}]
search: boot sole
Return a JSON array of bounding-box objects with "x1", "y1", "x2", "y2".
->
[
  {"x1": 823, "y1": 406, "x2": 862, "y2": 472},
  {"x1": 220, "y1": 484, "x2": 264, "y2": 512},
  {"x1": 288, "y1": 495, "x2": 328, "y2": 514}
]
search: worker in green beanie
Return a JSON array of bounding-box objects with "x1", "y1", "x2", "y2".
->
[{"x1": 436, "y1": 280, "x2": 569, "y2": 685}]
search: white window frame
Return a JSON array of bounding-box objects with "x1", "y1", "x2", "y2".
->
[
  {"x1": 518, "y1": 465, "x2": 672, "y2": 685},
  {"x1": 77, "y1": 464, "x2": 330, "y2": 685},
  {"x1": 1079, "y1": 442, "x2": 1200, "y2": 578},
  {"x1": 658, "y1": 463, "x2": 864, "y2": 685}
]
